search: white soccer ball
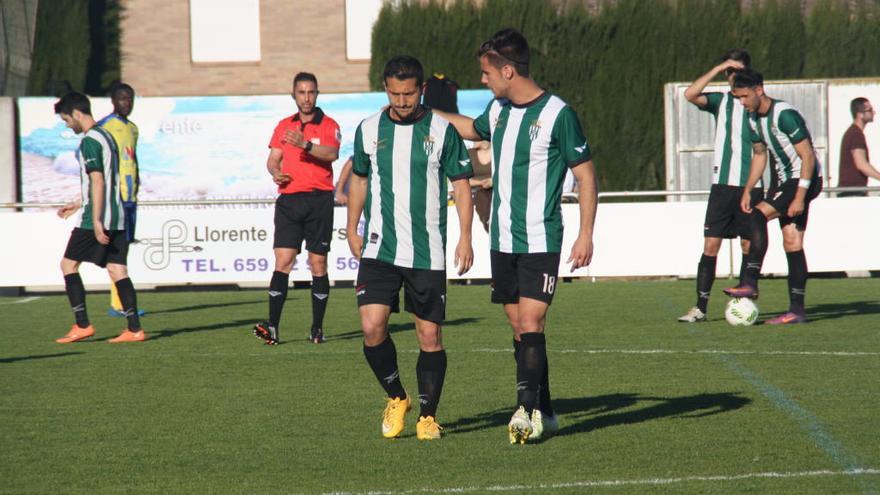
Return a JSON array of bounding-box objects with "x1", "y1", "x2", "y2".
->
[{"x1": 725, "y1": 297, "x2": 759, "y2": 326}]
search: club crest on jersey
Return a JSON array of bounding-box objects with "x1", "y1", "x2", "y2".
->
[
  {"x1": 528, "y1": 120, "x2": 542, "y2": 141},
  {"x1": 423, "y1": 135, "x2": 435, "y2": 156}
]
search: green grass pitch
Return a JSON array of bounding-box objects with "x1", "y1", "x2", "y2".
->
[{"x1": 1, "y1": 278, "x2": 878, "y2": 494}]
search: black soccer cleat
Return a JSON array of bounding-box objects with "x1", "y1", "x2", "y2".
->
[
  {"x1": 253, "y1": 321, "x2": 279, "y2": 345},
  {"x1": 309, "y1": 327, "x2": 325, "y2": 344}
]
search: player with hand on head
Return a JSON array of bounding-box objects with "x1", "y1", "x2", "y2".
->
[{"x1": 347, "y1": 55, "x2": 474, "y2": 441}]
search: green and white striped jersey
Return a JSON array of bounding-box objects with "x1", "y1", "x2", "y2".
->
[
  {"x1": 700, "y1": 92, "x2": 754, "y2": 187},
  {"x1": 748, "y1": 99, "x2": 823, "y2": 184},
  {"x1": 353, "y1": 108, "x2": 473, "y2": 270},
  {"x1": 77, "y1": 126, "x2": 124, "y2": 230},
  {"x1": 473, "y1": 93, "x2": 591, "y2": 254}
]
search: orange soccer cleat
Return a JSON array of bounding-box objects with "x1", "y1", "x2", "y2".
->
[
  {"x1": 56, "y1": 324, "x2": 95, "y2": 343},
  {"x1": 108, "y1": 329, "x2": 147, "y2": 343}
]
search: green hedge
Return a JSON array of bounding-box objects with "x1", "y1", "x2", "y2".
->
[{"x1": 370, "y1": 0, "x2": 880, "y2": 192}]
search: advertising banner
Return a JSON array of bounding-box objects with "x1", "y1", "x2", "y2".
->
[{"x1": 17, "y1": 89, "x2": 493, "y2": 204}]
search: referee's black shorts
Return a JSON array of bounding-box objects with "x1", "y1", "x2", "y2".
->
[{"x1": 273, "y1": 191, "x2": 334, "y2": 254}]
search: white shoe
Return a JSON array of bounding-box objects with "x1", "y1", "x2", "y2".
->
[
  {"x1": 508, "y1": 406, "x2": 532, "y2": 444},
  {"x1": 677, "y1": 307, "x2": 706, "y2": 323},
  {"x1": 530, "y1": 409, "x2": 560, "y2": 441}
]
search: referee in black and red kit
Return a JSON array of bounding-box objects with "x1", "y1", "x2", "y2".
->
[{"x1": 254, "y1": 72, "x2": 341, "y2": 345}]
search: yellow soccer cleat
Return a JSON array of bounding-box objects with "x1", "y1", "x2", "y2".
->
[
  {"x1": 381, "y1": 396, "x2": 411, "y2": 438},
  {"x1": 416, "y1": 415, "x2": 443, "y2": 441},
  {"x1": 508, "y1": 406, "x2": 532, "y2": 445}
]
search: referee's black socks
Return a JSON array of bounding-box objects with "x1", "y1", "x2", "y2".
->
[
  {"x1": 64, "y1": 273, "x2": 89, "y2": 328},
  {"x1": 268, "y1": 271, "x2": 289, "y2": 330},
  {"x1": 114, "y1": 277, "x2": 141, "y2": 331},
  {"x1": 363, "y1": 336, "x2": 406, "y2": 400},
  {"x1": 311, "y1": 274, "x2": 330, "y2": 332}
]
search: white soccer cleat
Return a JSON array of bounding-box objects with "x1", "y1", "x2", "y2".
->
[
  {"x1": 508, "y1": 406, "x2": 532, "y2": 444},
  {"x1": 530, "y1": 409, "x2": 559, "y2": 441},
  {"x1": 677, "y1": 307, "x2": 706, "y2": 323}
]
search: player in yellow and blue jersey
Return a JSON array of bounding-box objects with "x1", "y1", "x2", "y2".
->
[{"x1": 99, "y1": 83, "x2": 144, "y2": 317}]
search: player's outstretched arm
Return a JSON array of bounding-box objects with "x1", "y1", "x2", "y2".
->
[
  {"x1": 568, "y1": 160, "x2": 598, "y2": 272},
  {"x1": 741, "y1": 143, "x2": 767, "y2": 214},
  {"x1": 346, "y1": 174, "x2": 367, "y2": 259},
  {"x1": 432, "y1": 109, "x2": 480, "y2": 141},
  {"x1": 451, "y1": 178, "x2": 474, "y2": 275}
]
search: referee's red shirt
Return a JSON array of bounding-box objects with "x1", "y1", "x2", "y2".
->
[{"x1": 269, "y1": 108, "x2": 341, "y2": 194}]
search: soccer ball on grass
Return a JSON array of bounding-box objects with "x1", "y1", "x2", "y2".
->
[{"x1": 724, "y1": 297, "x2": 759, "y2": 326}]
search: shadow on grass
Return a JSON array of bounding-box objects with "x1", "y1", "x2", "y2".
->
[
  {"x1": 102, "y1": 318, "x2": 259, "y2": 342},
  {"x1": 756, "y1": 300, "x2": 880, "y2": 324},
  {"x1": 0, "y1": 351, "x2": 84, "y2": 364},
  {"x1": 446, "y1": 392, "x2": 750, "y2": 436},
  {"x1": 143, "y1": 299, "x2": 263, "y2": 316},
  {"x1": 322, "y1": 317, "x2": 485, "y2": 342}
]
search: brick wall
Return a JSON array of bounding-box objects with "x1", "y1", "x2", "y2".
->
[{"x1": 120, "y1": 0, "x2": 370, "y2": 96}]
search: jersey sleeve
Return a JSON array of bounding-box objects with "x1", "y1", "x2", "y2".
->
[
  {"x1": 80, "y1": 136, "x2": 104, "y2": 174},
  {"x1": 552, "y1": 106, "x2": 591, "y2": 167},
  {"x1": 440, "y1": 124, "x2": 474, "y2": 181},
  {"x1": 699, "y1": 92, "x2": 724, "y2": 115},
  {"x1": 472, "y1": 100, "x2": 494, "y2": 141},
  {"x1": 324, "y1": 120, "x2": 341, "y2": 149},
  {"x1": 777, "y1": 109, "x2": 809, "y2": 145},
  {"x1": 352, "y1": 123, "x2": 370, "y2": 177},
  {"x1": 269, "y1": 122, "x2": 285, "y2": 149}
]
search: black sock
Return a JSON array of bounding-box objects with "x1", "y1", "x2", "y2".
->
[
  {"x1": 516, "y1": 333, "x2": 547, "y2": 413},
  {"x1": 268, "y1": 271, "x2": 289, "y2": 330},
  {"x1": 786, "y1": 250, "x2": 808, "y2": 314},
  {"x1": 738, "y1": 250, "x2": 749, "y2": 282},
  {"x1": 514, "y1": 337, "x2": 553, "y2": 415},
  {"x1": 743, "y1": 210, "x2": 768, "y2": 287},
  {"x1": 64, "y1": 273, "x2": 89, "y2": 328},
  {"x1": 311, "y1": 274, "x2": 330, "y2": 332},
  {"x1": 416, "y1": 349, "x2": 447, "y2": 418},
  {"x1": 696, "y1": 254, "x2": 717, "y2": 313},
  {"x1": 363, "y1": 336, "x2": 406, "y2": 399},
  {"x1": 114, "y1": 277, "x2": 141, "y2": 330}
]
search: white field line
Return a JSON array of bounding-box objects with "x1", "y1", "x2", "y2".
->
[
  {"x1": 322, "y1": 468, "x2": 880, "y2": 495},
  {"x1": 0, "y1": 296, "x2": 41, "y2": 305}
]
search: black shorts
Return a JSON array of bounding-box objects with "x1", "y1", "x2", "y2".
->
[
  {"x1": 704, "y1": 184, "x2": 764, "y2": 239},
  {"x1": 355, "y1": 257, "x2": 447, "y2": 324},
  {"x1": 764, "y1": 178, "x2": 822, "y2": 230},
  {"x1": 273, "y1": 191, "x2": 334, "y2": 253},
  {"x1": 63, "y1": 227, "x2": 129, "y2": 268},
  {"x1": 490, "y1": 250, "x2": 561, "y2": 305}
]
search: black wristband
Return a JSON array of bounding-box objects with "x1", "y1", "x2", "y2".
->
[{"x1": 304, "y1": 141, "x2": 313, "y2": 152}]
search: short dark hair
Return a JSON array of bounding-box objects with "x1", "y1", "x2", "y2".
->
[
  {"x1": 383, "y1": 55, "x2": 424, "y2": 87},
  {"x1": 721, "y1": 48, "x2": 751, "y2": 68},
  {"x1": 110, "y1": 82, "x2": 135, "y2": 98},
  {"x1": 478, "y1": 28, "x2": 530, "y2": 77},
  {"x1": 293, "y1": 72, "x2": 318, "y2": 87},
  {"x1": 54, "y1": 91, "x2": 91, "y2": 116},
  {"x1": 732, "y1": 68, "x2": 764, "y2": 89},
  {"x1": 851, "y1": 97, "x2": 870, "y2": 119}
]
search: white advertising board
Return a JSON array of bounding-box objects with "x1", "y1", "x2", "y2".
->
[{"x1": 2, "y1": 198, "x2": 878, "y2": 289}]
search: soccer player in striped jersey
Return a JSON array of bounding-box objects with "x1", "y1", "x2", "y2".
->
[
  {"x1": 678, "y1": 49, "x2": 764, "y2": 323},
  {"x1": 437, "y1": 28, "x2": 599, "y2": 444},
  {"x1": 99, "y1": 82, "x2": 146, "y2": 318},
  {"x1": 347, "y1": 55, "x2": 474, "y2": 441},
  {"x1": 724, "y1": 68, "x2": 824, "y2": 324},
  {"x1": 54, "y1": 92, "x2": 146, "y2": 344}
]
